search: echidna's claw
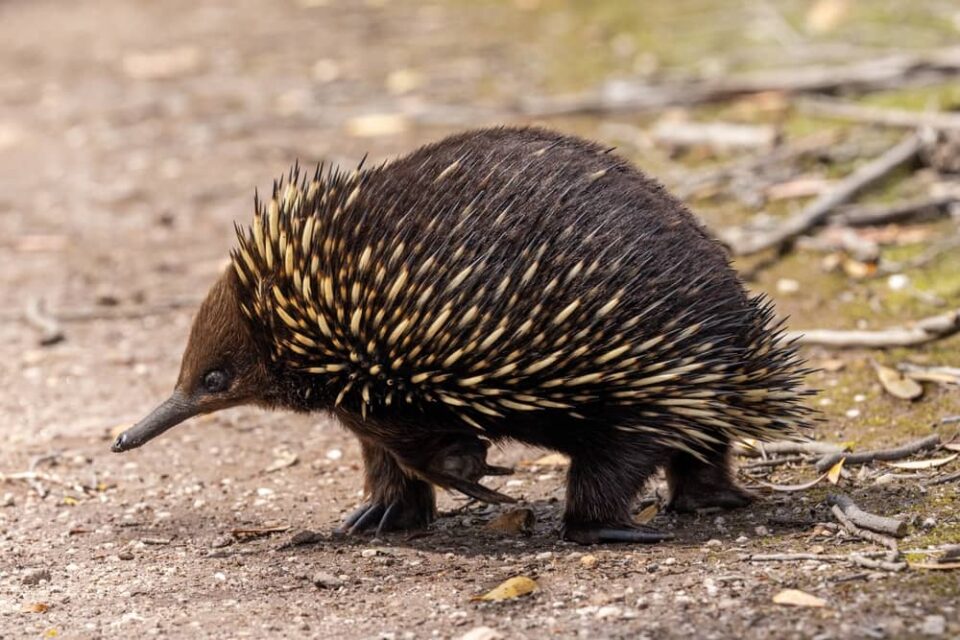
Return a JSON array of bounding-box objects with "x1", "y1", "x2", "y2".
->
[
  {"x1": 562, "y1": 523, "x2": 674, "y2": 545},
  {"x1": 337, "y1": 499, "x2": 409, "y2": 536},
  {"x1": 481, "y1": 464, "x2": 514, "y2": 477}
]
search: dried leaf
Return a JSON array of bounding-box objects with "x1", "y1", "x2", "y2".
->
[
  {"x1": 123, "y1": 47, "x2": 201, "y2": 80},
  {"x1": 345, "y1": 113, "x2": 410, "y2": 138},
  {"x1": 756, "y1": 473, "x2": 827, "y2": 492},
  {"x1": 485, "y1": 508, "x2": 535, "y2": 536},
  {"x1": 265, "y1": 450, "x2": 299, "y2": 473},
  {"x1": 818, "y1": 358, "x2": 846, "y2": 373},
  {"x1": 874, "y1": 363, "x2": 923, "y2": 400},
  {"x1": 531, "y1": 453, "x2": 569, "y2": 467},
  {"x1": 471, "y1": 576, "x2": 538, "y2": 602},
  {"x1": 887, "y1": 454, "x2": 958, "y2": 470},
  {"x1": 772, "y1": 589, "x2": 827, "y2": 608},
  {"x1": 805, "y1": 0, "x2": 851, "y2": 33},
  {"x1": 635, "y1": 503, "x2": 658, "y2": 525},
  {"x1": 827, "y1": 458, "x2": 844, "y2": 485},
  {"x1": 22, "y1": 602, "x2": 49, "y2": 613}
]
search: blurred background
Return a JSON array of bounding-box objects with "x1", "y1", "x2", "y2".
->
[{"x1": 1, "y1": 1, "x2": 959, "y2": 638}]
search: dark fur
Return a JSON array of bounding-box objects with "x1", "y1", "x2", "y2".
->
[{"x1": 164, "y1": 127, "x2": 814, "y2": 543}]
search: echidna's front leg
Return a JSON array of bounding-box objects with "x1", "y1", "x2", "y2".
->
[{"x1": 337, "y1": 439, "x2": 437, "y2": 535}]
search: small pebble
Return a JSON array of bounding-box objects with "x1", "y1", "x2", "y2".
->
[
  {"x1": 595, "y1": 605, "x2": 622, "y2": 620},
  {"x1": 754, "y1": 526, "x2": 770, "y2": 536},
  {"x1": 921, "y1": 517, "x2": 937, "y2": 529},
  {"x1": 580, "y1": 554, "x2": 598, "y2": 569},
  {"x1": 458, "y1": 627, "x2": 503, "y2": 640},
  {"x1": 1, "y1": 492, "x2": 14, "y2": 507},
  {"x1": 214, "y1": 572, "x2": 227, "y2": 582},
  {"x1": 118, "y1": 551, "x2": 135, "y2": 561},
  {"x1": 705, "y1": 539, "x2": 722, "y2": 548},
  {"x1": 776, "y1": 278, "x2": 800, "y2": 295},
  {"x1": 846, "y1": 408, "x2": 861, "y2": 419},
  {"x1": 887, "y1": 274, "x2": 910, "y2": 291},
  {"x1": 326, "y1": 448, "x2": 343, "y2": 461},
  {"x1": 361, "y1": 549, "x2": 379, "y2": 558},
  {"x1": 210, "y1": 535, "x2": 233, "y2": 549},
  {"x1": 312, "y1": 572, "x2": 344, "y2": 589},
  {"x1": 921, "y1": 615, "x2": 946, "y2": 636},
  {"x1": 21, "y1": 568, "x2": 51, "y2": 586},
  {"x1": 535, "y1": 551, "x2": 553, "y2": 561}
]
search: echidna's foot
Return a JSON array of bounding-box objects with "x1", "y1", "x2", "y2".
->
[
  {"x1": 562, "y1": 522, "x2": 675, "y2": 545},
  {"x1": 666, "y1": 484, "x2": 754, "y2": 513},
  {"x1": 336, "y1": 484, "x2": 436, "y2": 536}
]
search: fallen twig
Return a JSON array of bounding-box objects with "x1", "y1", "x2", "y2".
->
[
  {"x1": 736, "y1": 440, "x2": 850, "y2": 458},
  {"x1": 830, "y1": 504, "x2": 899, "y2": 552},
  {"x1": 741, "y1": 455, "x2": 805, "y2": 470},
  {"x1": 926, "y1": 470, "x2": 960, "y2": 486},
  {"x1": 676, "y1": 132, "x2": 837, "y2": 201},
  {"x1": 797, "y1": 97, "x2": 960, "y2": 131},
  {"x1": 816, "y1": 434, "x2": 941, "y2": 472},
  {"x1": 726, "y1": 133, "x2": 924, "y2": 255},
  {"x1": 848, "y1": 553, "x2": 907, "y2": 572},
  {"x1": 749, "y1": 552, "x2": 904, "y2": 571},
  {"x1": 789, "y1": 310, "x2": 960, "y2": 349},
  {"x1": 24, "y1": 297, "x2": 65, "y2": 346},
  {"x1": 830, "y1": 194, "x2": 959, "y2": 227},
  {"x1": 826, "y1": 494, "x2": 907, "y2": 537}
]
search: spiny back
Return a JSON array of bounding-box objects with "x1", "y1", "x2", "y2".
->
[{"x1": 231, "y1": 127, "x2": 812, "y2": 447}]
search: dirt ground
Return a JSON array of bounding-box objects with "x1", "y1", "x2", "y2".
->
[{"x1": 1, "y1": 1, "x2": 959, "y2": 638}]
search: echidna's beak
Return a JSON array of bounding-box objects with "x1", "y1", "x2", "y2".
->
[{"x1": 111, "y1": 391, "x2": 199, "y2": 453}]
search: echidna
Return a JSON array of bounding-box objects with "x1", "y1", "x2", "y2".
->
[{"x1": 113, "y1": 127, "x2": 815, "y2": 544}]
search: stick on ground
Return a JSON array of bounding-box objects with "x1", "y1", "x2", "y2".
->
[
  {"x1": 816, "y1": 434, "x2": 941, "y2": 472},
  {"x1": 790, "y1": 310, "x2": 960, "y2": 349},
  {"x1": 830, "y1": 504, "x2": 900, "y2": 552},
  {"x1": 726, "y1": 133, "x2": 924, "y2": 255},
  {"x1": 826, "y1": 494, "x2": 907, "y2": 537},
  {"x1": 798, "y1": 98, "x2": 960, "y2": 132}
]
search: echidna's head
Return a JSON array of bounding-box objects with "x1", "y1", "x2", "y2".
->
[{"x1": 112, "y1": 266, "x2": 272, "y2": 452}]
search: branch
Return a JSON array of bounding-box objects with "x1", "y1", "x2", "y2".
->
[
  {"x1": 826, "y1": 494, "x2": 907, "y2": 537},
  {"x1": 815, "y1": 434, "x2": 941, "y2": 472},
  {"x1": 798, "y1": 98, "x2": 960, "y2": 131},
  {"x1": 830, "y1": 504, "x2": 899, "y2": 552},
  {"x1": 788, "y1": 309, "x2": 960, "y2": 349},
  {"x1": 830, "y1": 194, "x2": 959, "y2": 227},
  {"x1": 726, "y1": 133, "x2": 923, "y2": 255}
]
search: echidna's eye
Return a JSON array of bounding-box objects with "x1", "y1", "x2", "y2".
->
[{"x1": 203, "y1": 369, "x2": 229, "y2": 394}]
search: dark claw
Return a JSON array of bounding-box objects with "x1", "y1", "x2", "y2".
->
[
  {"x1": 422, "y1": 469, "x2": 516, "y2": 504},
  {"x1": 376, "y1": 502, "x2": 398, "y2": 537},
  {"x1": 337, "y1": 500, "x2": 414, "y2": 536},
  {"x1": 348, "y1": 503, "x2": 386, "y2": 534},
  {"x1": 481, "y1": 464, "x2": 514, "y2": 477},
  {"x1": 563, "y1": 524, "x2": 675, "y2": 545}
]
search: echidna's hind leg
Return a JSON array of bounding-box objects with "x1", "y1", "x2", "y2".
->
[
  {"x1": 561, "y1": 436, "x2": 674, "y2": 545},
  {"x1": 337, "y1": 440, "x2": 437, "y2": 535},
  {"x1": 665, "y1": 440, "x2": 753, "y2": 513}
]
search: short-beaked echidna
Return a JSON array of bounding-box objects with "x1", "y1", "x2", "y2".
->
[{"x1": 113, "y1": 126, "x2": 815, "y2": 544}]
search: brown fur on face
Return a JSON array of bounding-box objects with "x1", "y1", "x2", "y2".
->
[{"x1": 175, "y1": 265, "x2": 270, "y2": 414}]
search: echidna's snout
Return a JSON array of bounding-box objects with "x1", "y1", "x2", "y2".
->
[{"x1": 112, "y1": 390, "x2": 200, "y2": 453}]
